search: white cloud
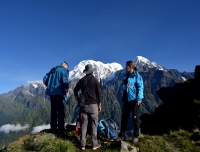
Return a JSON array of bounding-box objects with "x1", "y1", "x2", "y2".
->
[
  {"x1": 0, "y1": 124, "x2": 29, "y2": 134},
  {"x1": 26, "y1": 80, "x2": 43, "y2": 84},
  {"x1": 30, "y1": 123, "x2": 76, "y2": 134},
  {"x1": 31, "y1": 124, "x2": 50, "y2": 134}
]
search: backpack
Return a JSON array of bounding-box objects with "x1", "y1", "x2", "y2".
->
[{"x1": 97, "y1": 118, "x2": 118, "y2": 140}]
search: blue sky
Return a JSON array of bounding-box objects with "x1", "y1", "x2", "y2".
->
[{"x1": 0, "y1": 0, "x2": 200, "y2": 94}]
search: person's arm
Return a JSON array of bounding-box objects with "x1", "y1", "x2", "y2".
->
[
  {"x1": 136, "y1": 75, "x2": 144, "y2": 104},
  {"x1": 74, "y1": 80, "x2": 81, "y2": 101},
  {"x1": 98, "y1": 103, "x2": 102, "y2": 112},
  {"x1": 120, "y1": 77, "x2": 126, "y2": 91},
  {"x1": 62, "y1": 69, "x2": 69, "y2": 93},
  {"x1": 96, "y1": 79, "x2": 102, "y2": 112},
  {"x1": 43, "y1": 73, "x2": 49, "y2": 86}
]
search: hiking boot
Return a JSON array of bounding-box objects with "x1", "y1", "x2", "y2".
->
[
  {"x1": 132, "y1": 137, "x2": 139, "y2": 143},
  {"x1": 58, "y1": 129, "x2": 66, "y2": 134},
  {"x1": 118, "y1": 131, "x2": 126, "y2": 141},
  {"x1": 116, "y1": 136, "x2": 126, "y2": 141},
  {"x1": 92, "y1": 143, "x2": 101, "y2": 150},
  {"x1": 120, "y1": 135, "x2": 126, "y2": 141},
  {"x1": 50, "y1": 129, "x2": 57, "y2": 134}
]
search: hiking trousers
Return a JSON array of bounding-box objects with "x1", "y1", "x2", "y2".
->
[
  {"x1": 120, "y1": 100, "x2": 140, "y2": 138},
  {"x1": 80, "y1": 104, "x2": 99, "y2": 147},
  {"x1": 50, "y1": 95, "x2": 66, "y2": 131}
]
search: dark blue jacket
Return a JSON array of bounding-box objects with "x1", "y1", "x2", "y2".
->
[
  {"x1": 43, "y1": 65, "x2": 69, "y2": 99},
  {"x1": 120, "y1": 70, "x2": 144, "y2": 102}
]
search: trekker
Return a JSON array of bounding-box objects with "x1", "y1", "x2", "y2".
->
[
  {"x1": 119, "y1": 60, "x2": 144, "y2": 143},
  {"x1": 74, "y1": 64, "x2": 102, "y2": 151},
  {"x1": 43, "y1": 61, "x2": 70, "y2": 133}
]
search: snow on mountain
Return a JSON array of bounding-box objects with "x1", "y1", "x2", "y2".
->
[
  {"x1": 24, "y1": 57, "x2": 163, "y2": 86},
  {"x1": 104, "y1": 69, "x2": 126, "y2": 84},
  {"x1": 32, "y1": 84, "x2": 39, "y2": 89},
  {"x1": 105, "y1": 56, "x2": 165, "y2": 84},
  {"x1": 181, "y1": 76, "x2": 186, "y2": 81},
  {"x1": 22, "y1": 57, "x2": 166, "y2": 87},
  {"x1": 134, "y1": 56, "x2": 150, "y2": 65},
  {"x1": 26, "y1": 81, "x2": 46, "y2": 88},
  {"x1": 134, "y1": 56, "x2": 164, "y2": 71},
  {"x1": 69, "y1": 60, "x2": 123, "y2": 80}
]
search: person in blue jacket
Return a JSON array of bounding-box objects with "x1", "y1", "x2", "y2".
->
[
  {"x1": 119, "y1": 60, "x2": 144, "y2": 143},
  {"x1": 43, "y1": 61, "x2": 70, "y2": 133}
]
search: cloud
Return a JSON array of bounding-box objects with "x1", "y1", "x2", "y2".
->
[
  {"x1": 0, "y1": 124, "x2": 29, "y2": 134},
  {"x1": 26, "y1": 80, "x2": 43, "y2": 84},
  {"x1": 30, "y1": 123, "x2": 75, "y2": 134},
  {"x1": 31, "y1": 124, "x2": 50, "y2": 134}
]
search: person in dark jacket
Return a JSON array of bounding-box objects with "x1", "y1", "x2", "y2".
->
[
  {"x1": 43, "y1": 61, "x2": 69, "y2": 133},
  {"x1": 74, "y1": 64, "x2": 101, "y2": 151},
  {"x1": 118, "y1": 60, "x2": 144, "y2": 143}
]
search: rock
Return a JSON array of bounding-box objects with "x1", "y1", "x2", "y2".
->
[
  {"x1": 120, "y1": 140, "x2": 139, "y2": 152},
  {"x1": 140, "y1": 65, "x2": 200, "y2": 135}
]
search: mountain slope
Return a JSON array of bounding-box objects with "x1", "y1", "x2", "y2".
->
[{"x1": 134, "y1": 56, "x2": 165, "y2": 71}]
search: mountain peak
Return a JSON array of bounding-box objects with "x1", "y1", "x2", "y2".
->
[
  {"x1": 69, "y1": 60, "x2": 123, "y2": 80},
  {"x1": 134, "y1": 56, "x2": 150, "y2": 64},
  {"x1": 26, "y1": 81, "x2": 45, "y2": 89},
  {"x1": 134, "y1": 56, "x2": 164, "y2": 71}
]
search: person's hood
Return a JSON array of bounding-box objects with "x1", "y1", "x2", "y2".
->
[
  {"x1": 50, "y1": 65, "x2": 62, "y2": 72},
  {"x1": 49, "y1": 65, "x2": 69, "y2": 75}
]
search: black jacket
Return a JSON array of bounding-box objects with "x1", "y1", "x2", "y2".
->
[{"x1": 74, "y1": 74, "x2": 101, "y2": 105}]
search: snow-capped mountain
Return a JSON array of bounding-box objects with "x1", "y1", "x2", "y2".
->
[
  {"x1": 69, "y1": 60, "x2": 123, "y2": 81},
  {"x1": 2, "y1": 56, "x2": 193, "y2": 98},
  {"x1": 104, "y1": 56, "x2": 194, "y2": 85},
  {"x1": 27, "y1": 81, "x2": 46, "y2": 89},
  {"x1": 134, "y1": 56, "x2": 164, "y2": 71},
  {"x1": 105, "y1": 56, "x2": 165, "y2": 83},
  {"x1": 1, "y1": 81, "x2": 47, "y2": 100}
]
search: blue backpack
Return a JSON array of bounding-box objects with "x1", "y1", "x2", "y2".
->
[{"x1": 97, "y1": 118, "x2": 118, "y2": 139}]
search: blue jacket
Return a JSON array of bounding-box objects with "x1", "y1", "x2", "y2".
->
[
  {"x1": 43, "y1": 65, "x2": 69, "y2": 100},
  {"x1": 120, "y1": 70, "x2": 144, "y2": 102}
]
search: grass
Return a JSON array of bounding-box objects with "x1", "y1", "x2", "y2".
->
[
  {"x1": 1, "y1": 129, "x2": 200, "y2": 152},
  {"x1": 23, "y1": 138, "x2": 75, "y2": 152}
]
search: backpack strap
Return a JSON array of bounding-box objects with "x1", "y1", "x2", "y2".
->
[
  {"x1": 82, "y1": 77, "x2": 92, "y2": 96},
  {"x1": 135, "y1": 72, "x2": 139, "y2": 97},
  {"x1": 102, "y1": 120, "x2": 110, "y2": 139},
  {"x1": 97, "y1": 120, "x2": 105, "y2": 133}
]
